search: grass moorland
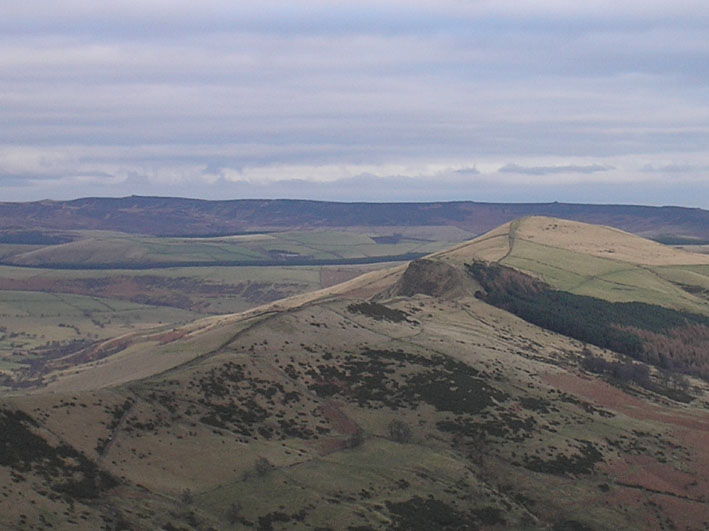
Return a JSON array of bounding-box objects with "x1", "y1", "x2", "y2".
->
[{"x1": 1, "y1": 217, "x2": 709, "y2": 529}]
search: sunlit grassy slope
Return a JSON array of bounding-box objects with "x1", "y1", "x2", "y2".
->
[{"x1": 436, "y1": 216, "x2": 709, "y2": 315}]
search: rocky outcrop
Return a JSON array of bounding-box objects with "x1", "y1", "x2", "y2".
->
[{"x1": 381, "y1": 259, "x2": 479, "y2": 300}]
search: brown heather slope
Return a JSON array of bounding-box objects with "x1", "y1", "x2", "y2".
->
[{"x1": 1, "y1": 218, "x2": 709, "y2": 530}]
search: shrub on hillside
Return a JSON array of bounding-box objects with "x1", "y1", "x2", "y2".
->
[{"x1": 388, "y1": 419, "x2": 412, "y2": 443}]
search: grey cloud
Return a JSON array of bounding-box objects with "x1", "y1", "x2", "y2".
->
[
  {"x1": 641, "y1": 163, "x2": 708, "y2": 174},
  {"x1": 498, "y1": 164, "x2": 614, "y2": 175},
  {"x1": 453, "y1": 167, "x2": 480, "y2": 177},
  {"x1": 4, "y1": 2, "x2": 708, "y2": 36},
  {"x1": 0, "y1": 1, "x2": 708, "y2": 207},
  {"x1": 110, "y1": 174, "x2": 709, "y2": 208},
  {"x1": 4, "y1": 166, "x2": 709, "y2": 210},
  {"x1": 0, "y1": 175, "x2": 36, "y2": 186},
  {"x1": 260, "y1": 176, "x2": 709, "y2": 208}
]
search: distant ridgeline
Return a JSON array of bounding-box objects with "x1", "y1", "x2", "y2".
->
[
  {"x1": 1, "y1": 197, "x2": 707, "y2": 239},
  {"x1": 467, "y1": 262, "x2": 709, "y2": 386}
]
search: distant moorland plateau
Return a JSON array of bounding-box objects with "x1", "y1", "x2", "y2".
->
[{"x1": 2, "y1": 196, "x2": 708, "y2": 240}]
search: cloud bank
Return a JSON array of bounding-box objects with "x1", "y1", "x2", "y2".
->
[{"x1": 1, "y1": 1, "x2": 708, "y2": 206}]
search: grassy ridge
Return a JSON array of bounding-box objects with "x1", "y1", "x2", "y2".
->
[{"x1": 498, "y1": 226, "x2": 709, "y2": 316}]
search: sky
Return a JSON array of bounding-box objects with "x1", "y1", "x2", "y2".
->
[{"x1": 2, "y1": 1, "x2": 708, "y2": 207}]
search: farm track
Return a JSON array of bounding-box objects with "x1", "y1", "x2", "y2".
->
[{"x1": 97, "y1": 395, "x2": 136, "y2": 467}]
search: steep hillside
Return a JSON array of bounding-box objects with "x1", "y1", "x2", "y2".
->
[{"x1": 2, "y1": 218, "x2": 709, "y2": 530}]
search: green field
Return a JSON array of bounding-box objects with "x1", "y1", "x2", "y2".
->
[{"x1": 0, "y1": 229, "x2": 454, "y2": 268}]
